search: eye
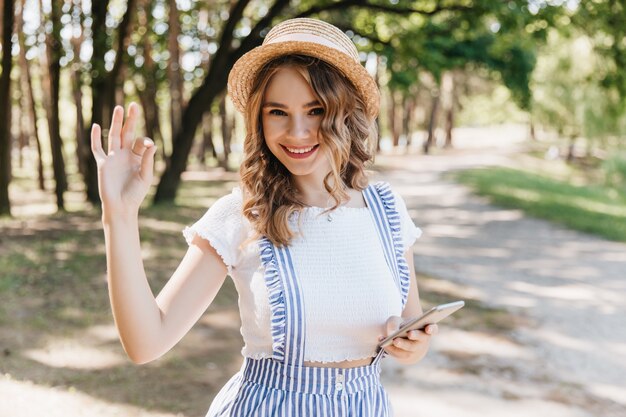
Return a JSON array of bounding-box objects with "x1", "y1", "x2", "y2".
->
[
  {"x1": 268, "y1": 109, "x2": 287, "y2": 116},
  {"x1": 309, "y1": 107, "x2": 325, "y2": 116}
]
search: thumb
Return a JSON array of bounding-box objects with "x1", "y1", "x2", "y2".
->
[
  {"x1": 140, "y1": 140, "x2": 157, "y2": 181},
  {"x1": 385, "y1": 316, "x2": 403, "y2": 337}
]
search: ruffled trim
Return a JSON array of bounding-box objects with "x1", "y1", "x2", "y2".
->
[
  {"x1": 372, "y1": 181, "x2": 411, "y2": 308},
  {"x1": 182, "y1": 226, "x2": 233, "y2": 275},
  {"x1": 258, "y1": 236, "x2": 286, "y2": 362}
]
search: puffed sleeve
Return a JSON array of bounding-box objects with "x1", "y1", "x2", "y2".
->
[
  {"x1": 392, "y1": 191, "x2": 422, "y2": 249},
  {"x1": 182, "y1": 187, "x2": 246, "y2": 274}
]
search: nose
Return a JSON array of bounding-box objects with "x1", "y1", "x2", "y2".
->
[{"x1": 287, "y1": 114, "x2": 310, "y2": 140}]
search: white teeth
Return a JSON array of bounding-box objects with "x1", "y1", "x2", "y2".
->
[{"x1": 285, "y1": 145, "x2": 315, "y2": 154}]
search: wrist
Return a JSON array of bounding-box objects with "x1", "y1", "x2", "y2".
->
[{"x1": 102, "y1": 207, "x2": 140, "y2": 225}]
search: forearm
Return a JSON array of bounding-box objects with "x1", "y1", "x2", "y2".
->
[{"x1": 102, "y1": 212, "x2": 162, "y2": 363}]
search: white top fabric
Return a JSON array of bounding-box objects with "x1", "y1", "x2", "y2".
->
[{"x1": 183, "y1": 186, "x2": 422, "y2": 362}]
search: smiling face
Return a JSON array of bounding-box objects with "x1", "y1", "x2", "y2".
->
[{"x1": 261, "y1": 66, "x2": 331, "y2": 182}]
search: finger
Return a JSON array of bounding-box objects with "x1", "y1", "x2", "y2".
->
[
  {"x1": 131, "y1": 137, "x2": 151, "y2": 158},
  {"x1": 121, "y1": 102, "x2": 139, "y2": 149},
  {"x1": 406, "y1": 330, "x2": 430, "y2": 342},
  {"x1": 139, "y1": 140, "x2": 157, "y2": 181},
  {"x1": 392, "y1": 337, "x2": 419, "y2": 352},
  {"x1": 384, "y1": 344, "x2": 411, "y2": 359},
  {"x1": 425, "y1": 324, "x2": 439, "y2": 336},
  {"x1": 108, "y1": 105, "x2": 124, "y2": 152},
  {"x1": 385, "y1": 316, "x2": 403, "y2": 336},
  {"x1": 91, "y1": 124, "x2": 106, "y2": 162}
]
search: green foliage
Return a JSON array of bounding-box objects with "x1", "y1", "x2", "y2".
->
[
  {"x1": 531, "y1": 29, "x2": 626, "y2": 144},
  {"x1": 343, "y1": 0, "x2": 560, "y2": 110},
  {"x1": 573, "y1": 0, "x2": 626, "y2": 104},
  {"x1": 454, "y1": 167, "x2": 626, "y2": 242},
  {"x1": 457, "y1": 85, "x2": 528, "y2": 126},
  {"x1": 603, "y1": 153, "x2": 626, "y2": 190}
]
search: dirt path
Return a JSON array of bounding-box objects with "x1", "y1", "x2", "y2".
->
[
  {"x1": 372, "y1": 127, "x2": 626, "y2": 417},
  {"x1": 2, "y1": 126, "x2": 624, "y2": 417}
]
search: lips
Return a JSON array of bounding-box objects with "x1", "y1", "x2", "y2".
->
[{"x1": 280, "y1": 144, "x2": 319, "y2": 159}]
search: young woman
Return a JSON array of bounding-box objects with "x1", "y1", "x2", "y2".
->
[{"x1": 91, "y1": 18, "x2": 437, "y2": 417}]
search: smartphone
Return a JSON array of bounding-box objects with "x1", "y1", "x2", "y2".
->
[{"x1": 378, "y1": 300, "x2": 465, "y2": 349}]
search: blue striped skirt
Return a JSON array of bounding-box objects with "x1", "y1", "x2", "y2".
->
[{"x1": 206, "y1": 357, "x2": 392, "y2": 416}]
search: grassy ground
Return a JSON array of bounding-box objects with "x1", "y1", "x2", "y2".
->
[
  {"x1": 451, "y1": 154, "x2": 626, "y2": 243},
  {"x1": 0, "y1": 163, "x2": 524, "y2": 416}
]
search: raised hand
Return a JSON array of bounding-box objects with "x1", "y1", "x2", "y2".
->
[{"x1": 91, "y1": 103, "x2": 157, "y2": 216}]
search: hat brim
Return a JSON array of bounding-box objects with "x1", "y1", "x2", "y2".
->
[{"x1": 228, "y1": 41, "x2": 380, "y2": 119}]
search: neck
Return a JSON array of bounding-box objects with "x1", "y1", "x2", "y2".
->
[{"x1": 293, "y1": 171, "x2": 344, "y2": 208}]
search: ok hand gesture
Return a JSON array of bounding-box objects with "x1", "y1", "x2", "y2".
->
[{"x1": 91, "y1": 103, "x2": 157, "y2": 216}]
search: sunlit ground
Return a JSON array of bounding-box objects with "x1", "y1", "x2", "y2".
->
[{"x1": 2, "y1": 125, "x2": 625, "y2": 416}]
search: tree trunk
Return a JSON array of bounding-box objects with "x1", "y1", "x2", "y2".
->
[
  {"x1": 168, "y1": 0, "x2": 183, "y2": 139},
  {"x1": 137, "y1": 0, "x2": 165, "y2": 160},
  {"x1": 70, "y1": 0, "x2": 86, "y2": 179},
  {"x1": 17, "y1": 87, "x2": 26, "y2": 168},
  {"x1": 87, "y1": 0, "x2": 135, "y2": 204},
  {"x1": 115, "y1": 65, "x2": 126, "y2": 105},
  {"x1": 17, "y1": 0, "x2": 45, "y2": 190},
  {"x1": 374, "y1": 55, "x2": 382, "y2": 153},
  {"x1": 153, "y1": 0, "x2": 292, "y2": 203},
  {"x1": 389, "y1": 90, "x2": 401, "y2": 148},
  {"x1": 406, "y1": 94, "x2": 418, "y2": 149},
  {"x1": 443, "y1": 73, "x2": 456, "y2": 149},
  {"x1": 0, "y1": 0, "x2": 15, "y2": 215},
  {"x1": 103, "y1": 0, "x2": 135, "y2": 125},
  {"x1": 444, "y1": 104, "x2": 454, "y2": 149},
  {"x1": 529, "y1": 118, "x2": 537, "y2": 141},
  {"x1": 46, "y1": 0, "x2": 67, "y2": 209},
  {"x1": 423, "y1": 92, "x2": 440, "y2": 154},
  {"x1": 566, "y1": 135, "x2": 576, "y2": 162},
  {"x1": 199, "y1": 111, "x2": 217, "y2": 165},
  {"x1": 401, "y1": 95, "x2": 413, "y2": 151},
  {"x1": 218, "y1": 93, "x2": 232, "y2": 170}
]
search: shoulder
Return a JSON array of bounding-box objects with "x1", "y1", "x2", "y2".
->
[
  {"x1": 193, "y1": 186, "x2": 244, "y2": 225},
  {"x1": 368, "y1": 181, "x2": 422, "y2": 246},
  {"x1": 211, "y1": 186, "x2": 243, "y2": 212},
  {"x1": 367, "y1": 181, "x2": 405, "y2": 208},
  {"x1": 183, "y1": 187, "x2": 248, "y2": 270}
]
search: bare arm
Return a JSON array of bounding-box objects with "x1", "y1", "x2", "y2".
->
[
  {"x1": 103, "y1": 214, "x2": 227, "y2": 364},
  {"x1": 382, "y1": 247, "x2": 437, "y2": 364},
  {"x1": 401, "y1": 247, "x2": 426, "y2": 319},
  {"x1": 94, "y1": 103, "x2": 228, "y2": 364}
]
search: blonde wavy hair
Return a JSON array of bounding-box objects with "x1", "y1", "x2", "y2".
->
[{"x1": 239, "y1": 55, "x2": 377, "y2": 247}]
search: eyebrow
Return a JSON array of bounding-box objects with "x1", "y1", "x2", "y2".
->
[{"x1": 262, "y1": 100, "x2": 322, "y2": 109}]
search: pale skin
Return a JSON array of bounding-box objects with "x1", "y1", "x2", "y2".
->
[{"x1": 91, "y1": 65, "x2": 436, "y2": 368}]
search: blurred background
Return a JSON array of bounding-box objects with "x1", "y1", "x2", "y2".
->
[{"x1": 0, "y1": 1, "x2": 625, "y2": 416}]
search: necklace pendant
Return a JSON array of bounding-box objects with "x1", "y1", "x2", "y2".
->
[{"x1": 327, "y1": 213, "x2": 333, "y2": 222}]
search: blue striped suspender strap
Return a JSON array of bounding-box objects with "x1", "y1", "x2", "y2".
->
[
  {"x1": 363, "y1": 181, "x2": 411, "y2": 308},
  {"x1": 205, "y1": 183, "x2": 409, "y2": 416},
  {"x1": 258, "y1": 237, "x2": 306, "y2": 369},
  {"x1": 257, "y1": 181, "x2": 411, "y2": 367}
]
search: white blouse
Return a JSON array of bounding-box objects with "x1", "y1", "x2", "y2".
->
[{"x1": 183, "y1": 186, "x2": 422, "y2": 362}]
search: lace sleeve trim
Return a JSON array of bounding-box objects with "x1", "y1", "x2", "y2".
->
[{"x1": 182, "y1": 226, "x2": 233, "y2": 275}]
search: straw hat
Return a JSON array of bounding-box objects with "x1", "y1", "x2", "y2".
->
[{"x1": 227, "y1": 18, "x2": 380, "y2": 118}]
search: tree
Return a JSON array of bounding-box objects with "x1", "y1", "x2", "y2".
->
[
  {"x1": 531, "y1": 30, "x2": 626, "y2": 159},
  {"x1": 152, "y1": 0, "x2": 501, "y2": 203},
  {"x1": 16, "y1": 0, "x2": 45, "y2": 191},
  {"x1": 86, "y1": 0, "x2": 136, "y2": 204},
  {"x1": 43, "y1": 0, "x2": 68, "y2": 210},
  {"x1": 343, "y1": 1, "x2": 560, "y2": 152},
  {"x1": 0, "y1": 0, "x2": 15, "y2": 216},
  {"x1": 168, "y1": 0, "x2": 183, "y2": 139},
  {"x1": 573, "y1": 0, "x2": 626, "y2": 107}
]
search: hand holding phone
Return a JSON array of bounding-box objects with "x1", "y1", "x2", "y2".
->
[{"x1": 378, "y1": 300, "x2": 464, "y2": 349}]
